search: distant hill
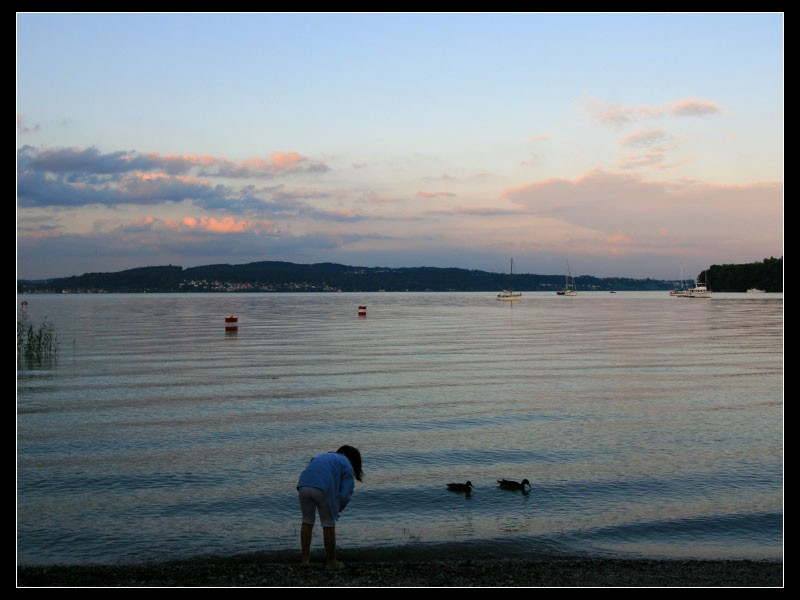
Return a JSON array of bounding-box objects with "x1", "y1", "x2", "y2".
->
[
  {"x1": 16, "y1": 260, "x2": 678, "y2": 294},
  {"x1": 699, "y1": 257, "x2": 783, "y2": 292}
]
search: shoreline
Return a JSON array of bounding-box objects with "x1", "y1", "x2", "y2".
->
[{"x1": 17, "y1": 557, "x2": 783, "y2": 587}]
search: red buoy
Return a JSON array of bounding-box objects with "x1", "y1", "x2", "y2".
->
[
  {"x1": 358, "y1": 305, "x2": 367, "y2": 317},
  {"x1": 225, "y1": 315, "x2": 239, "y2": 332}
]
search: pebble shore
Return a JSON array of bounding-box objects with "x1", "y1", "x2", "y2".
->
[{"x1": 18, "y1": 558, "x2": 783, "y2": 587}]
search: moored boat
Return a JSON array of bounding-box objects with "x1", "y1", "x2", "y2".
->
[
  {"x1": 496, "y1": 258, "x2": 522, "y2": 301},
  {"x1": 673, "y1": 280, "x2": 712, "y2": 298},
  {"x1": 557, "y1": 260, "x2": 577, "y2": 296}
]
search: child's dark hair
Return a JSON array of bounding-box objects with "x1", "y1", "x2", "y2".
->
[{"x1": 337, "y1": 445, "x2": 364, "y2": 482}]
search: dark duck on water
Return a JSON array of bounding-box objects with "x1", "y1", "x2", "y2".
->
[
  {"x1": 446, "y1": 481, "x2": 473, "y2": 493},
  {"x1": 497, "y1": 478, "x2": 531, "y2": 491}
]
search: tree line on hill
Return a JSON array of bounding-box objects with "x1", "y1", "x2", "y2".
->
[
  {"x1": 699, "y1": 257, "x2": 782, "y2": 292},
  {"x1": 17, "y1": 261, "x2": 675, "y2": 293},
  {"x1": 18, "y1": 258, "x2": 781, "y2": 294}
]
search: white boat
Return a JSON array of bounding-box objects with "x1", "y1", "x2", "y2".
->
[
  {"x1": 673, "y1": 279, "x2": 712, "y2": 298},
  {"x1": 669, "y1": 264, "x2": 688, "y2": 296},
  {"x1": 747, "y1": 288, "x2": 766, "y2": 293},
  {"x1": 556, "y1": 261, "x2": 577, "y2": 296},
  {"x1": 496, "y1": 258, "x2": 522, "y2": 301}
]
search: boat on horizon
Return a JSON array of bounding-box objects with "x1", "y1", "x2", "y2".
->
[
  {"x1": 747, "y1": 288, "x2": 766, "y2": 293},
  {"x1": 673, "y1": 279, "x2": 713, "y2": 299},
  {"x1": 496, "y1": 258, "x2": 522, "y2": 302},
  {"x1": 556, "y1": 260, "x2": 577, "y2": 296},
  {"x1": 669, "y1": 264, "x2": 688, "y2": 296}
]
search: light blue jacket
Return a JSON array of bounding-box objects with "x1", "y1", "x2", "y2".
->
[{"x1": 296, "y1": 452, "x2": 355, "y2": 521}]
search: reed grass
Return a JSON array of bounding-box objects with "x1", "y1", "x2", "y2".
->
[{"x1": 17, "y1": 307, "x2": 58, "y2": 366}]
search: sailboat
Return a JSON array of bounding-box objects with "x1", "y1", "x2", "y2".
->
[
  {"x1": 669, "y1": 264, "x2": 688, "y2": 296},
  {"x1": 670, "y1": 265, "x2": 712, "y2": 298},
  {"x1": 496, "y1": 258, "x2": 522, "y2": 301},
  {"x1": 673, "y1": 278, "x2": 712, "y2": 298},
  {"x1": 556, "y1": 260, "x2": 578, "y2": 296}
]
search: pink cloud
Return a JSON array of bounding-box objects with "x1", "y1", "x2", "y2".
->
[
  {"x1": 185, "y1": 215, "x2": 266, "y2": 233},
  {"x1": 129, "y1": 152, "x2": 218, "y2": 169},
  {"x1": 269, "y1": 151, "x2": 305, "y2": 169},
  {"x1": 500, "y1": 169, "x2": 782, "y2": 256},
  {"x1": 227, "y1": 152, "x2": 313, "y2": 176},
  {"x1": 153, "y1": 150, "x2": 314, "y2": 175},
  {"x1": 123, "y1": 172, "x2": 204, "y2": 183},
  {"x1": 158, "y1": 215, "x2": 276, "y2": 234},
  {"x1": 606, "y1": 233, "x2": 630, "y2": 244}
]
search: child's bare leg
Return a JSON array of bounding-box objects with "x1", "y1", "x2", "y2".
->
[
  {"x1": 301, "y1": 522, "x2": 313, "y2": 564},
  {"x1": 322, "y1": 526, "x2": 343, "y2": 568}
]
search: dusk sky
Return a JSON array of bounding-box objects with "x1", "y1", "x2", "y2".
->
[{"x1": 17, "y1": 13, "x2": 783, "y2": 281}]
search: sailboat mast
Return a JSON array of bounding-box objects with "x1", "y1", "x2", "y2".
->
[{"x1": 565, "y1": 260, "x2": 570, "y2": 289}]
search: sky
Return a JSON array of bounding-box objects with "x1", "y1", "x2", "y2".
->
[{"x1": 16, "y1": 13, "x2": 783, "y2": 280}]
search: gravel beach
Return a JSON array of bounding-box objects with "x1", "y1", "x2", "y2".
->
[{"x1": 17, "y1": 558, "x2": 783, "y2": 587}]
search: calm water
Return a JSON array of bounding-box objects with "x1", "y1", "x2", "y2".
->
[{"x1": 17, "y1": 292, "x2": 783, "y2": 565}]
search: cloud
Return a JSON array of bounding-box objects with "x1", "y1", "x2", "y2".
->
[
  {"x1": 618, "y1": 129, "x2": 671, "y2": 148},
  {"x1": 520, "y1": 153, "x2": 541, "y2": 167},
  {"x1": 223, "y1": 152, "x2": 329, "y2": 177},
  {"x1": 617, "y1": 146, "x2": 688, "y2": 171},
  {"x1": 416, "y1": 191, "x2": 457, "y2": 198},
  {"x1": 17, "y1": 145, "x2": 330, "y2": 210},
  {"x1": 16, "y1": 115, "x2": 41, "y2": 134},
  {"x1": 616, "y1": 129, "x2": 684, "y2": 171},
  {"x1": 671, "y1": 99, "x2": 722, "y2": 118},
  {"x1": 121, "y1": 214, "x2": 278, "y2": 235},
  {"x1": 18, "y1": 165, "x2": 244, "y2": 209},
  {"x1": 583, "y1": 97, "x2": 723, "y2": 129},
  {"x1": 17, "y1": 217, "x2": 376, "y2": 279},
  {"x1": 500, "y1": 169, "x2": 782, "y2": 253},
  {"x1": 430, "y1": 205, "x2": 522, "y2": 217},
  {"x1": 366, "y1": 195, "x2": 402, "y2": 204},
  {"x1": 17, "y1": 145, "x2": 329, "y2": 180}
]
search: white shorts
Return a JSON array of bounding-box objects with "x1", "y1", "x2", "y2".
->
[{"x1": 298, "y1": 486, "x2": 335, "y2": 528}]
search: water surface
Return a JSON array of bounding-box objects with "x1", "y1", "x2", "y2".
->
[{"x1": 17, "y1": 292, "x2": 783, "y2": 564}]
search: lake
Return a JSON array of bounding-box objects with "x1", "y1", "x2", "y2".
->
[{"x1": 16, "y1": 292, "x2": 783, "y2": 565}]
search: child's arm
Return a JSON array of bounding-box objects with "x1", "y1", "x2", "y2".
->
[{"x1": 339, "y1": 470, "x2": 355, "y2": 512}]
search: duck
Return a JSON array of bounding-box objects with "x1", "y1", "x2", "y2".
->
[
  {"x1": 446, "y1": 481, "x2": 473, "y2": 493},
  {"x1": 496, "y1": 478, "x2": 531, "y2": 491}
]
